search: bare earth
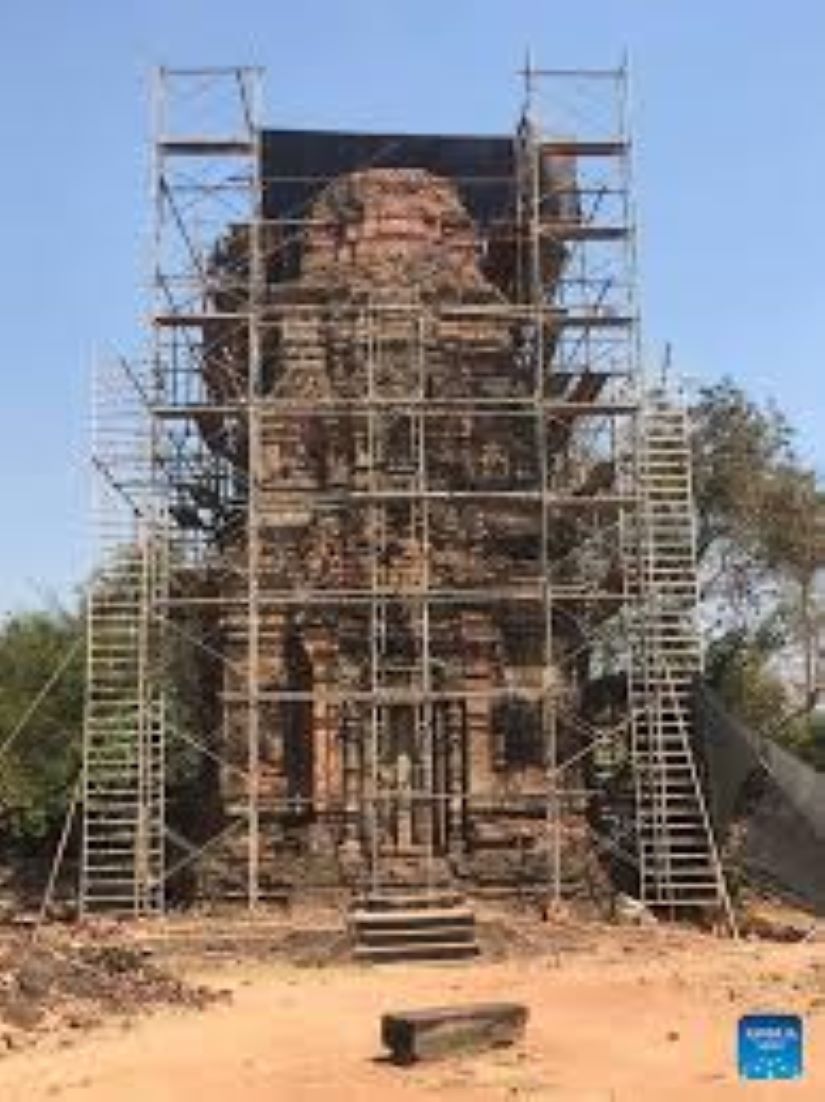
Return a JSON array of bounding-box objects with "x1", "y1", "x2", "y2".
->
[{"x1": 0, "y1": 922, "x2": 823, "y2": 1102}]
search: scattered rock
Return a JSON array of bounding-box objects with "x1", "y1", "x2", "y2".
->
[
  {"x1": 0, "y1": 933, "x2": 229, "y2": 1054},
  {"x1": 615, "y1": 894, "x2": 658, "y2": 927},
  {"x1": 0, "y1": 996, "x2": 45, "y2": 1031}
]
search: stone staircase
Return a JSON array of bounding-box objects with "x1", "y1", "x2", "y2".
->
[{"x1": 351, "y1": 887, "x2": 479, "y2": 964}]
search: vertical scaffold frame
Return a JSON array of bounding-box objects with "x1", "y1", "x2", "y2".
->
[{"x1": 81, "y1": 60, "x2": 732, "y2": 923}]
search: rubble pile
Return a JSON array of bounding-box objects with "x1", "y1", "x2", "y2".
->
[{"x1": 0, "y1": 933, "x2": 225, "y2": 1047}]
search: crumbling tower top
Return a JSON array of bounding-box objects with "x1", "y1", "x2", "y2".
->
[{"x1": 301, "y1": 168, "x2": 495, "y2": 300}]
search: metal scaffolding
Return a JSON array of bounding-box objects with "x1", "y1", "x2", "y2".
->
[{"x1": 80, "y1": 62, "x2": 731, "y2": 922}]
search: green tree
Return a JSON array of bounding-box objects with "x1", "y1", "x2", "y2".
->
[
  {"x1": 0, "y1": 606, "x2": 84, "y2": 847},
  {"x1": 692, "y1": 379, "x2": 823, "y2": 765}
]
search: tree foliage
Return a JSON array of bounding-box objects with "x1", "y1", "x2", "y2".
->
[
  {"x1": 693, "y1": 379, "x2": 795, "y2": 561},
  {"x1": 692, "y1": 379, "x2": 824, "y2": 767},
  {"x1": 0, "y1": 607, "x2": 84, "y2": 847},
  {"x1": 0, "y1": 595, "x2": 213, "y2": 863}
]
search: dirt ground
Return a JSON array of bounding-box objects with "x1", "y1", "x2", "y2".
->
[{"x1": 0, "y1": 917, "x2": 822, "y2": 1102}]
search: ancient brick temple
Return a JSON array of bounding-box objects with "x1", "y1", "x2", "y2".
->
[
  {"x1": 84, "y1": 70, "x2": 723, "y2": 918},
  {"x1": 192, "y1": 157, "x2": 608, "y2": 897}
]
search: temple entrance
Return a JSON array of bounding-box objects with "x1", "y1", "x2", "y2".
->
[{"x1": 369, "y1": 702, "x2": 467, "y2": 859}]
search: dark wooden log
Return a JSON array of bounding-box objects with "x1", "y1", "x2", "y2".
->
[{"x1": 381, "y1": 1002, "x2": 528, "y2": 1064}]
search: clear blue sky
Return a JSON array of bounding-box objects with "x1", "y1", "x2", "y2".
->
[{"x1": 1, "y1": 1, "x2": 823, "y2": 615}]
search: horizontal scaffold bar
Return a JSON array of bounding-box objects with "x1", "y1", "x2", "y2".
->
[
  {"x1": 220, "y1": 687, "x2": 605, "y2": 704},
  {"x1": 159, "y1": 587, "x2": 626, "y2": 606},
  {"x1": 151, "y1": 399, "x2": 639, "y2": 417},
  {"x1": 255, "y1": 490, "x2": 635, "y2": 504},
  {"x1": 153, "y1": 300, "x2": 633, "y2": 322},
  {"x1": 158, "y1": 139, "x2": 255, "y2": 156},
  {"x1": 541, "y1": 140, "x2": 628, "y2": 157}
]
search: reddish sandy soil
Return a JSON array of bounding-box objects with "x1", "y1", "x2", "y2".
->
[{"x1": 0, "y1": 921, "x2": 822, "y2": 1102}]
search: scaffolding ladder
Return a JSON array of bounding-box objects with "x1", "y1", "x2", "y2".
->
[
  {"x1": 627, "y1": 391, "x2": 729, "y2": 911},
  {"x1": 80, "y1": 533, "x2": 166, "y2": 913},
  {"x1": 80, "y1": 352, "x2": 167, "y2": 915}
]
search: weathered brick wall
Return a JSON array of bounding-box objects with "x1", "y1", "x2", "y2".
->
[{"x1": 205, "y1": 167, "x2": 589, "y2": 885}]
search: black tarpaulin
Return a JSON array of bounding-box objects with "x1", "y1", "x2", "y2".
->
[{"x1": 261, "y1": 129, "x2": 516, "y2": 227}]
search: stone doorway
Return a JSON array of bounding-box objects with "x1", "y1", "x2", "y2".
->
[{"x1": 370, "y1": 703, "x2": 467, "y2": 860}]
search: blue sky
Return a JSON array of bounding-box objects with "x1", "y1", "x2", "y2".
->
[{"x1": 0, "y1": 0, "x2": 823, "y2": 614}]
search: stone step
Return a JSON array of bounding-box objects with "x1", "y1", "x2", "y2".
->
[
  {"x1": 351, "y1": 907, "x2": 474, "y2": 930},
  {"x1": 357, "y1": 924, "x2": 476, "y2": 949},
  {"x1": 354, "y1": 940, "x2": 479, "y2": 964},
  {"x1": 354, "y1": 891, "x2": 463, "y2": 912}
]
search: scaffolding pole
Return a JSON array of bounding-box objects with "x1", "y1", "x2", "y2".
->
[{"x1": 80, "y1": 60, "x2": 731, "y2": 922}]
